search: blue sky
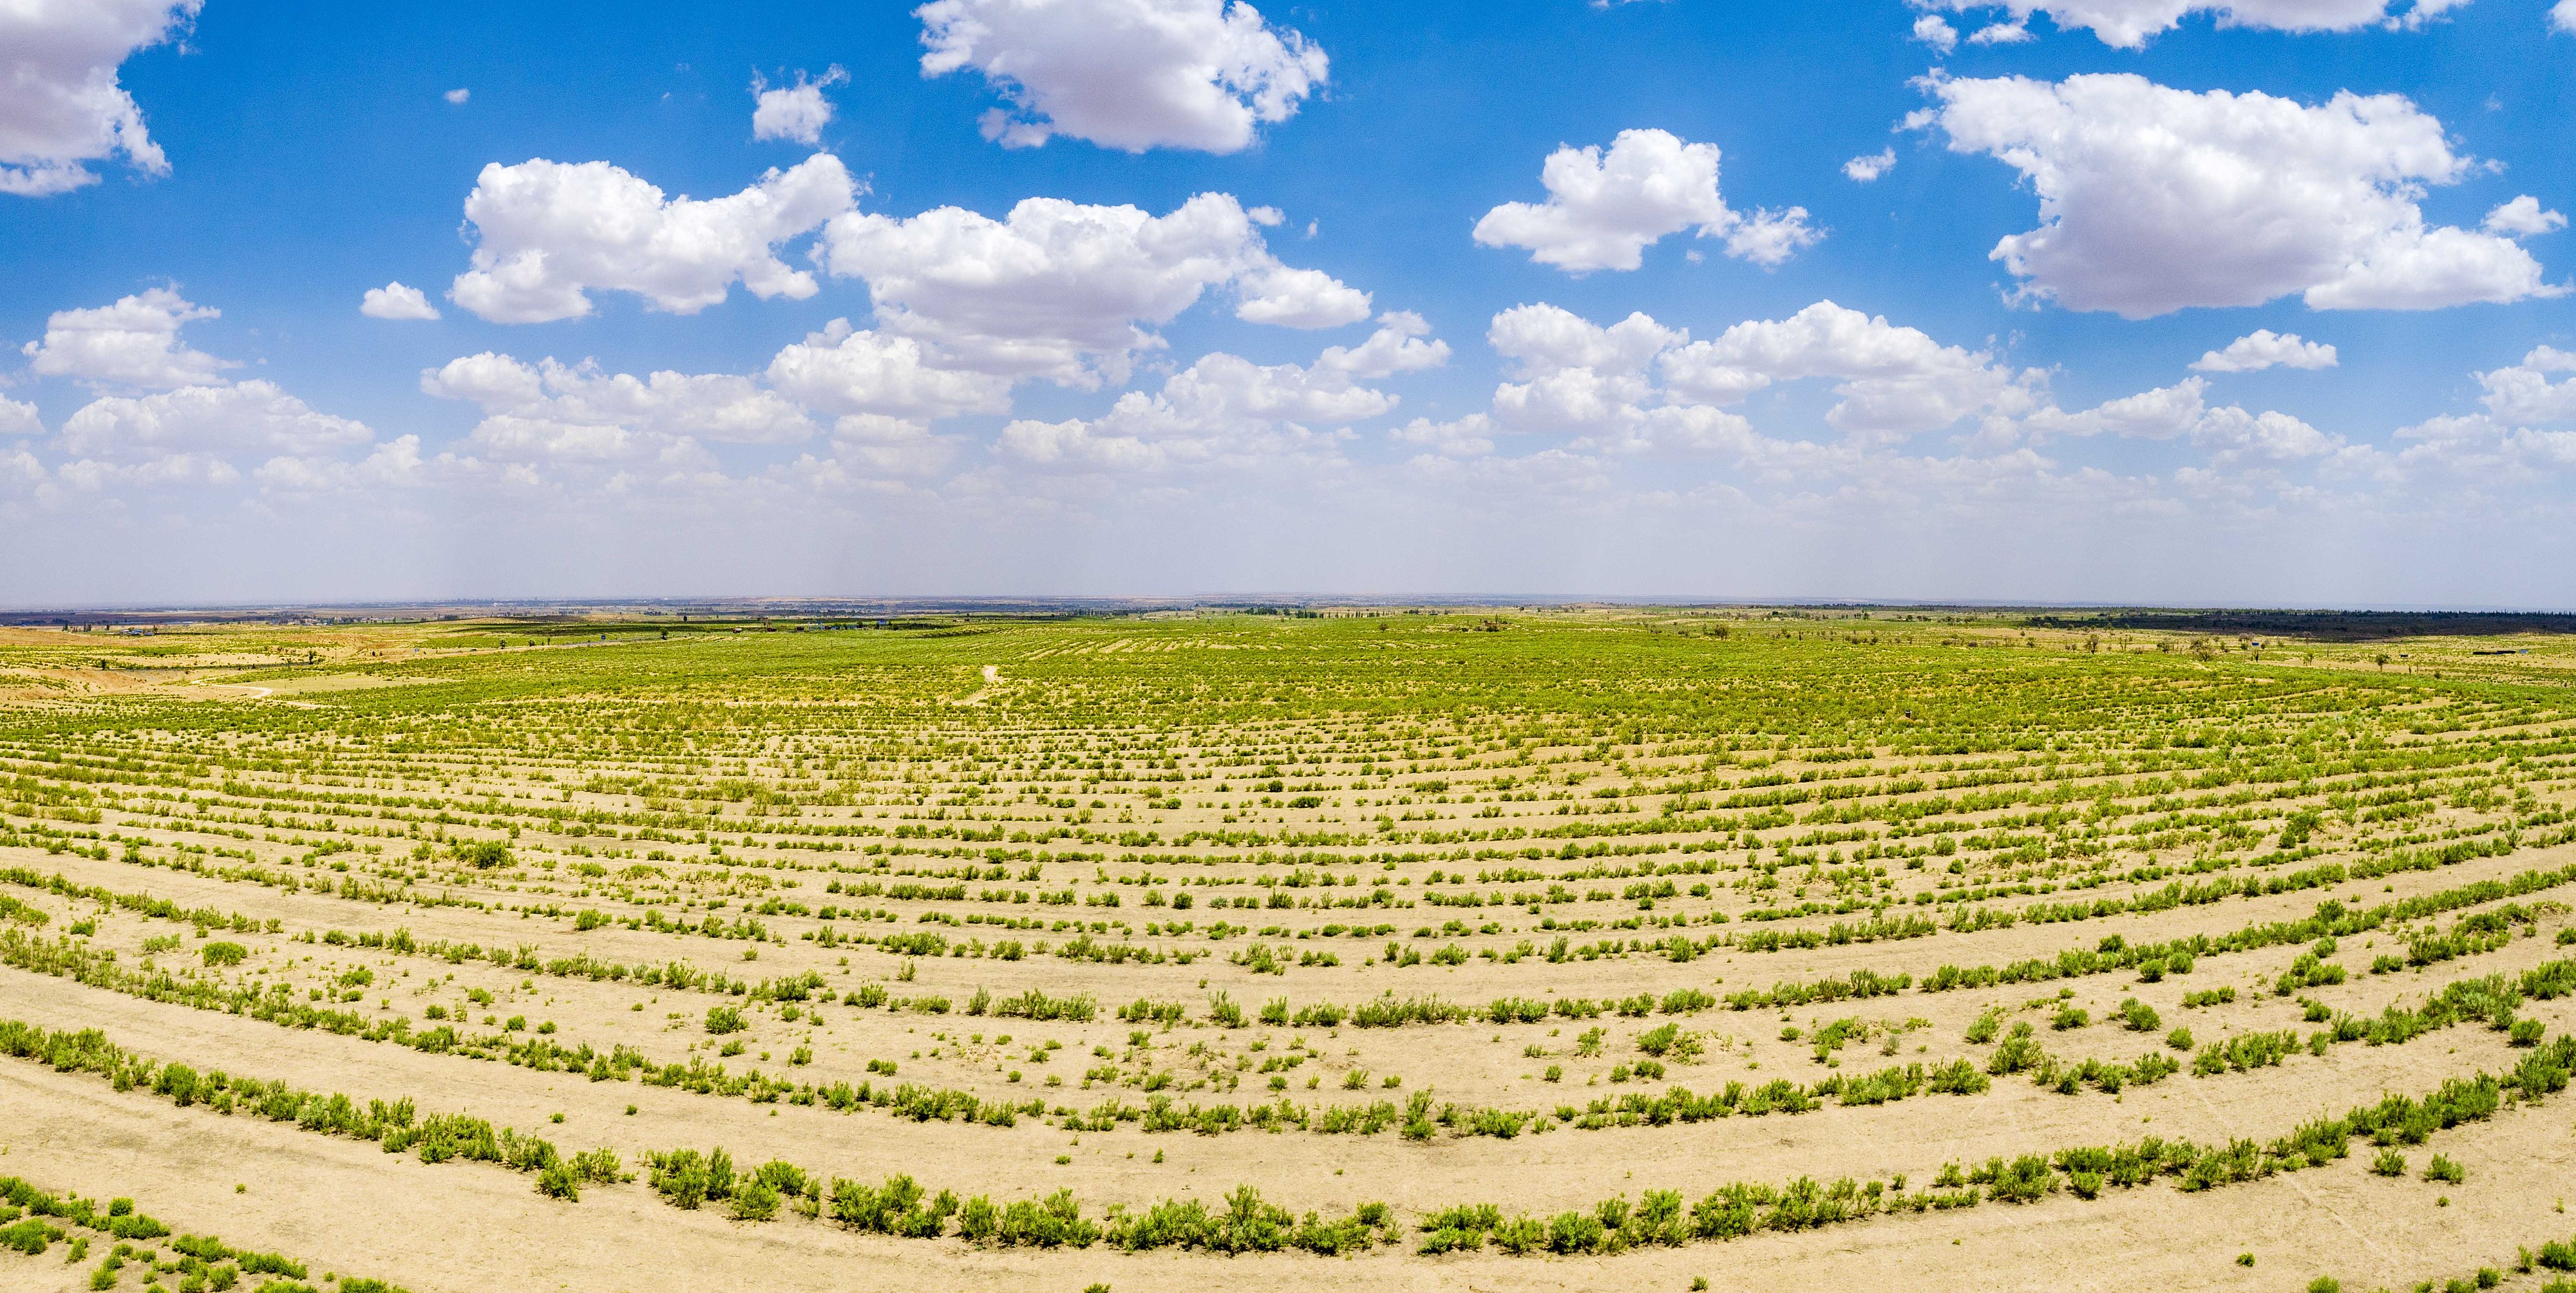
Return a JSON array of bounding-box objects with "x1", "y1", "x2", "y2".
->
[{"x1": 3, "y1": 0, "x2": 2574, "y2": 606}]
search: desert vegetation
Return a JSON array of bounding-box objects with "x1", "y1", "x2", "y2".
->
[{"x1": 10, "y1": 606, "x2": 2576, "y2": 1289}]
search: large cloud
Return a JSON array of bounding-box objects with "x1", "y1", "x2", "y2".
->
[
  {"x1": 817, "y1": 191, "x2": 1368, "y2": 385},
  {"x1": 1912, "y1": 0, "x2": 2470, "y2": 48},
  {"x1": 765, "y1": 319, "x2": 1016, "y2": 423},
  {"x1": 2019, "y1": 375, "x2": 2341, "y2": 463},
  {"x1": 1920, "y1": 73, "x2": 2559, "y2": 317},
  {"x1": 918, "y1": 0, "x2": 1327, "y2": 154},
  {"x1": 451, "y1": 154, "x2": 857, "y2": 323},
  {"x1": 58, "y1": 380, "x2": 374, "y2": 461},
  {"x1": 421, "y1": 352, "x2": 818, "y2": 458},
  {"x1": 22, "y1": 288, "x2": 234, "y2": 389},
  {"x1": 1660, "y1": 301, "x2": 2031, "y2": 438},
  {"x1": 0, "y1": 0, "x2": 194, "y2": 196},
  {"x1": 1472, "y1": 129, "x2": 1818, "y2": 273},
  {"x1": 999, "y1": 316, "x2": 1438, "y2": 470},
  {"x1": 1477, "y1": 301, "x2": 2032, "y2": 448}
]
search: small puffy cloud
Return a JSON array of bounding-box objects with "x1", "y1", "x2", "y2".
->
[
  {"x1": 444, "y1": 88, "x2": 470, "y2": 106},
  {"x1": 1233, "y1": 263, "x2": 1372, "y2": 328},
  {"x1": 918, "y1": 0, "x2": 1327, "y2": 155},
  {"x1": 422, "y1": 352, "x2": 818, "y2": 449},
  {"x1": 1660, "y1": 300, "x2": 2034, "y2": 440},
  {"x1": 1316, "y1": 312, "x2": 1449, "y2": 379},
  {"x1": 1844, "y1": 149, "x2": 1896, "y2": 184},
  {"x1": 817, "y1": 191, "x2": 1367, "y2": 384},
  {"x1": 451, "y1": 153, "x2": 857, "y2": 323},
  {"x1": 1390, "y1": 413, "x2": 1494, "y2": 458},
  {"x1": 1911, "y1": 1, "x2": 2470, "y2": 50},
  {"x1": 1913, "y1": 14, "x2": 1961, "y2": 50},
  {"x1": 2190, "y1": 330, "x2": 2338, "y2": 372},
  {"x1": 0, "y1": 0, "x2": 194, "y2": 196},
  {"x1": 752, "y1": 67, "x2": 847, "y2": 145},
  {"x1": 22, "y1": 287, "x2": 234, "y2": 389},
  {"x1": 0, "y1": 397, "x2": 42, "y2": 436},
  {"x1": 1969, "y1": 21, "x2": 2034, "y2": 42},
  {"x1": 59, "y1": 379, "x2": 374, "y2": 460},
  {"x1": 1725, "y1": 209, "x2": 1824, "y2": 267},
  {"x1": 1922, "y1": 73, "x2": 2559, "y2": 317},
  {"x1": 2476, "y1": 346, "x2": 2576, "y2": 424},
  {"x1": 764, "y1": 319, "x2": 1014, "y2": 422},
  {"x1": 2485, "y1": 196, "x2": 2568, "y2": 238},
  {"x1": 1472, "y1": 129, "x2": 1818, "y2": 273},
  {"x1": 360, "y1": 282, "x2": 442, "y2": 321},
  {"x1": 2557, "y1": 0, "x2": 2576, "y2": 33}
]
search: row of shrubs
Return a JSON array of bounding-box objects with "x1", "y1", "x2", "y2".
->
[
  {"x1": 641, "y1": 1156, "x2": 1401, "y2": 1254},
  {"x1": 15, "y1": 883, "x2": 2564, "y2": 1160},
  {"x1": 1, "y1": 1175, "x2": 414, "y2": 1292},
  {"x1": 12, "y1": 1012, "x2": 2573, "y2": 1262},
  {"x1": 0, "y1": 1019, "x2": 623, "y2": 1200},
  {"x1": 1905, "y1": 863, "x2": 2576, "y2": 998}
]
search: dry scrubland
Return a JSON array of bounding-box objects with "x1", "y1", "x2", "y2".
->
[{"x1": 10, "y1": 610, "x2": 2576, "y2": 1291}]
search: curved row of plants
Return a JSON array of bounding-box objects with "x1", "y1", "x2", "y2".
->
[
  {"x1": 8, "y1": 898, "x2": 2570, "y2": 1146},
  {"x1": 0, "y1": 1171, "x2": 409, "y2": 1292},
  {"x1": 8, "y1": 1010, "x2": 2576, "y2": 1260}
]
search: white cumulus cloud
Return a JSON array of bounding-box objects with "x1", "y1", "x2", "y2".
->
[
  {"x1": 0, "y1": 0, "x2": 194, "y2": 196},
  {"x1": 918, "y1": 0, "x2": 1327, "y2": 155},
  {"x1": 59, "y1": 379, "x2": 374, "y2": 460},
  {"x1": 2476, "y1": 346, "x2": 2576, "y2": 424},
  {"x1": 752, "y1": 67, "x2": 847, "y2": 145},
  {"x1": 2190, "y1": 330, "x2": 2338, "y2": 372},
  {"x1": 999, "y1": 316, "x2": 1440, "y2": 471},
  {"x1": 360, "y1": 282, "x2": 442, "y2": 321},
  {"x1": 1472, "y1": 129, "x2": 1819, "y2": 273},
  {"x1": 2485, "y1": 196, "x2": 2568, "y2": 238},
  {"x1": 2020, "y1": 375, "x2": 2338, "y2": 460},
  {"x1": 817, "y1": 191, "x2": 1368, "y2": 386},
  {"x1": 765, "y1": 319, "x2": 1015, "y2": 424},
  {"x1": 2557, "y1": 0, "x2": 2576, "y2": 33},
  {"x1": 1913, "y1": 14, "x2": 1962, "y2": 50},
  {"x1": 1911, "y1": 0, "x2": 2471, "y2": 49},
  {"x1": 1844, "y1": 149, "x2": 1897, "y2": 183},
  {"x1": 1921, "y1": 73, "x2": 2559, "y2": 317},
  {"x1": 444, "y1": 88, "x2": 469, "y2": 106},
  {"x1": 451, "y1": 153, "x2": 857, "y2": 323},
  {"x1": 421, "y1": 352, "x2": 819, "y2": 451},
  {"x1": 0, "y1": 397, "x2": 42, "y2": 437},
  {"x1": 1471, "y1": 301, "x2": 2039, "y2": 458},
  {"x1": 1660, "y1": 301, "x2": 2036, "y2": 440},
  {"x1": 23, "y1": 287, "x2": 234, "y2": 389}
]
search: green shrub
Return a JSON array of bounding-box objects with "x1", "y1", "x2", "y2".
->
[
  {"x1": 705, "y1": 1006, "x2": 745, "y2": 1034},
  {"x1": 535, "y1": 1160, "x2": 580, "y2": 1200},
  {"x1": 202, "y1": 943, "x2": 247, "y2": 967}
]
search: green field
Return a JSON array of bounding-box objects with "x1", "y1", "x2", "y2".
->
[{"x1": 8, "y1": 608, "x2": 2576, "y2": 1292}]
